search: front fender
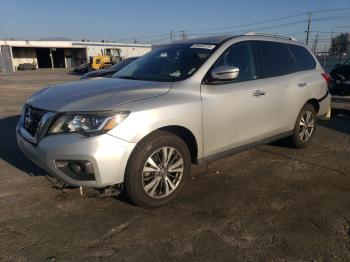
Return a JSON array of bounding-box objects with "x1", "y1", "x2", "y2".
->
[{"x1": 107, "y1": 100, "x2": 204, "y2": 159}]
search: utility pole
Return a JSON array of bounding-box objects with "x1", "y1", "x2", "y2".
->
[
  {"x1": 330, "y1": 29, "x2": 334, "y2": 43},
  {"x1": 180, "y1": 31, "x2": 187, "y2": 40},
  {"x1": 49, "y1": 48, "x2": 55, "y2": 70},
  {"x1": 313, "y1": 34, "x2": 319, "y2": 53},
  {"x1": 305, "y1": 12, "x2": 312, "y2": 46},
  {"x1": 170, "y1": 30, "x2": 173, "y2": 43}
]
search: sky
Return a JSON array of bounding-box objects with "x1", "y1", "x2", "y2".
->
[{"x1": 0, "y1": 0, "x2": 350, "y2": 50}]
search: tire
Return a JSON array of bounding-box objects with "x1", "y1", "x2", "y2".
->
[
  {"x1": 123, "y1": 131, "x2": 191, "y2": 208},
  {"x1": 290, "y1": 103, "x2": 317, "y2": 148}
]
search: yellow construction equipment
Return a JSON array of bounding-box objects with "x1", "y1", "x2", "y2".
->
[{"x1": 90, "y1": 48, "x2": 122, "y2": 70}]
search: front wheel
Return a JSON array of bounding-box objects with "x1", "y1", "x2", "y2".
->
[
  {"x1": 123, "y1": 131, "x2": 191, "y2": 208},
  {"x1": 290, "y1": 103, "x2": 317, "y2": 148}
]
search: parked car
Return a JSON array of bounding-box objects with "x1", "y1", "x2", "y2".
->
[
  {"x1": 330, "y1": 58, "x2": 350, "y2": 96},
  {"x1": 72, "y1": 62, "x2": 92, "y2": 74},
  {"x1": 81, "y1": 57, "x2": 139, "y2": 80},
  {"x1": 18, "y1": 63, "x2": 36, "y2": 70},
  {"x1": 17, "y1": 33, "x2": 331, "y2": 208}
]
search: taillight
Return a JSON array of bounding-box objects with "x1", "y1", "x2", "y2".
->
[{"x1": 321, "y1": 72, "x2": 331, "y2": 87}]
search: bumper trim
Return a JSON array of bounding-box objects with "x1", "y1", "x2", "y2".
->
[{"x1": 17, "y1": 127, "x2": 136, "y2": 188}]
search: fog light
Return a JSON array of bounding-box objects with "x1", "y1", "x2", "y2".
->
[
  {"x1": 70, "y1": 163, "x2": 82, "y2": 174},
  {"x1": 55, "y1": 160, "x2": 95, "y2": 181}
]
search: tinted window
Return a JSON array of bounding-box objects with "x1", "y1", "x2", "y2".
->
[
  {"x1": 257, "y1": 41, "x2": 295, "y2": 77},
  {"x1": 212, "y1": 42, "x2": 257, "y2": 82},
  {"x1": 289, "y1": 44, "x2": 316, "y2": 71}
]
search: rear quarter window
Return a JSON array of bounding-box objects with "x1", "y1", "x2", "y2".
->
[
  {"x1": 288, "y1": 44, "x2": 316, "y2": 71},
  {"x1": 257, "y1": 41, "x2": 295, "y2": 78}
]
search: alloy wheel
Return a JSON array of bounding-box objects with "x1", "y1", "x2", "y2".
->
[
  {"x1": 142, "y1": 146, "x2": 184, "y2": 199},
  {"x1": 299, "y1": 110, "x2": 315, "y2": 142}
]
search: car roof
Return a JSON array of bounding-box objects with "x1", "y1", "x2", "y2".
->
[
  {"x1": 174, "y1": 35, "x2": 236, "y2": 45},
  {"x1": 163, "y1": 33, "x2": 300, "y2": 47}
]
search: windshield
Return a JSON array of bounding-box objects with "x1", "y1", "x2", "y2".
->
[
  {"x1": 110, "y1": 57, "x2": 138, "y2": 71},
  {"x1": 113, "y1": 44, "x2": 216, "y2": 82}
]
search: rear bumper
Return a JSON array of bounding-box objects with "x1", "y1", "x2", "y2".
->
[
  {"x1": 317, "y1": 91, "x2": 331, "y2": 119},
  {"x1": 330, "y1": 81, "x2": 350, "y2": 95},
  {"x1": 16, "y1": 125, "x2": 136, "y2": 187}
]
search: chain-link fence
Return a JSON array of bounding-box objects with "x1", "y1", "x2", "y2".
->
[{"x1": 317, "y1": 55, "x2": 349, "y2": 73}]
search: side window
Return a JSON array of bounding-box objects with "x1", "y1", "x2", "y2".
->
[
  {"x1": 289, "y1": 44, "x2": 316, "y2": 71},
  {"x1": 257, "y1": 41, "x2": 295, "y2": 77},
  {"x1": 212, "y1": 42, "x2": 257, "y2": 82}
]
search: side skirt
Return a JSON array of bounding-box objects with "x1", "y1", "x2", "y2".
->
[{"x1": 197, "y1": 131, "x2": 293, "y2": 165}]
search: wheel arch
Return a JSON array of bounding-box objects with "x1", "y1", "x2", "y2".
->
[
  {"x1": 128, "y1": 125, "x2": 199, "y2": 165},
  {"x1": 157, "y1": 125, "x2": 198, "y2": 164},
  {"x1": 306, "y1": 98, "x2": 320, "y2": 113}
]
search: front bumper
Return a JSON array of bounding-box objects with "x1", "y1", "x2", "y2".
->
[{"x1": 16, "y1": 125, "x2": 136, "y2": 187}]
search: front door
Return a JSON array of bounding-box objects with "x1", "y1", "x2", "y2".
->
[{"x1": 201, "y1": 42, "x2": 269, "y2": 157}]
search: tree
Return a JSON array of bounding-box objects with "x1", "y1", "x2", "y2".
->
[{"x1": 329, "y1": 33, "x2": 350, "y2": 55}]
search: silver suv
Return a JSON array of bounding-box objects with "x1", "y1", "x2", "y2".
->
[{"x1": 17, "y1": 33, "x2": 331, "y2": 208}]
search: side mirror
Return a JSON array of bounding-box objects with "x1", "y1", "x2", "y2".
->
[
  {"x1": 210, "y1": 66, "x2": 239, "y2": 81},
  {"x1": 334, "y1": 64, "x2": 341, "y2": 69}
]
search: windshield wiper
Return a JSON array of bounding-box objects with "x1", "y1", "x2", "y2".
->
[
  {"x1": 114, "y1": 75, "x2": 172, "y2": 82},
  {"x1": 115, "y1": 76, "x2": 139, "y2": 80}
]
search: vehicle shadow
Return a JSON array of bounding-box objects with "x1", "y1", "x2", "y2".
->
[
  {"x1": 68, "y1": 71, "x2": 84, "y2": 76},
  {"x1": 318, "y1": 108, "x2": 350, "y2": 135},
  {"x1": 0, "y1": 115, "x2": 48, "y2": 177},
  {"x1": 268, "y1": 107, "x2": 350, "y2": 148}
]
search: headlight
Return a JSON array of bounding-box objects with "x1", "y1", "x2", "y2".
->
[{"x1": 49, "y1": 111, "x2": 129, "y2": 136}]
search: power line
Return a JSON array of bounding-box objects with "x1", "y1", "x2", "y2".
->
[
  {"x1": 113, "y1": 7, "x2": 350, "y2": 44},
  {"x1": 311, "y1": 7, "x2": 350, "y2": 13},
  {"x1": 114, "y1": 32, "x2": 170, "y2": 42},
  {"x1": 146, "y1": 37, "x2": 171, "y2": 44},
  {"x1": 187, "y1": 19, "x2": 308, "y2": 37},
  {"x1": 289, "y1": 31, "x2": 307, "y2": 35},
  {"x1": 179, "y1": 7, "x2": 350, "y2": 34},
  {"x1": 150, "y1": 26, "x2": 349, "y2": 45},
  {"x1": 309, "y1": 31, "x2": 347, "y2": 34},
  {"x1": 312, "y1": 14, "x2": 350, "y2": 22},
  {"x1": 183, "y1": 15, "x2": 350, "y2": 39},
  {"x1": 184, "y1": 12, "x2": 306, "y2": 33}
]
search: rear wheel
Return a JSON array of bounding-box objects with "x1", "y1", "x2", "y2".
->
[
  {"x1": 124, "y1": 131, "x2": 191, "y2": 208},
  {"x1": 291, "y1": 103, "x2": 317, "y2": 148}
]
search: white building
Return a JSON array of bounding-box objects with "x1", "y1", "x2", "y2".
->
[{"x1": 0, "y1": 40, "x2": 151, "y2": 73}]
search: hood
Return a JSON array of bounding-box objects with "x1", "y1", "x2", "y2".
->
[
  {"x1": 81, "y1": 69, "x2": 114, "y2": 79},
  {"x1": 27, "y1": 78, "x2": 171, "y2": 112}
]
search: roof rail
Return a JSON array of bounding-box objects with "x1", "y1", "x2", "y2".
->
[{"x1": 244, "y1": 32, "x2": 297, "y2": 41}]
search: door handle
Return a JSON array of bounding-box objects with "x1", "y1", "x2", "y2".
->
[
  {"x1": 252, "y1": 90, "x2": 265, "y2": 97},
  {"x1": 298, "y1": 82, "x2": 308, "y2": 88}
]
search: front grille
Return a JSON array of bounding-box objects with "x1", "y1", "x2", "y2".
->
[{"x1": 24, "y1": 105, "x2": 47, "y2": 136}]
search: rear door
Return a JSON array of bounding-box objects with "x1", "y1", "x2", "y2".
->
[
  {"x1": 288, "y1": 44, "x2": 322, "y2": 122},
  {"x1": 201, "y1": 41, "x2": 270, "y2": 157},
  {"x1": 255, "y1": 41, "x2": 299, "y2": 134}
]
